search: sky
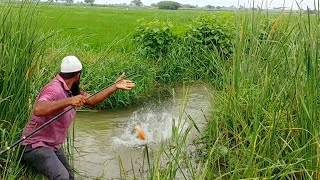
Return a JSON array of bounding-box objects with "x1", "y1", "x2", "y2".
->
[{"x1": 97, "y1": 0, "x2": 317, "y2": 9}]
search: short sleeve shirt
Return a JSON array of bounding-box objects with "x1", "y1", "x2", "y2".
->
[{"x1": 22, "y1": 75, "x2": 76, "y2": 151}]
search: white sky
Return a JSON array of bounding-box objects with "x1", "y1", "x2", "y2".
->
[{"x1": 98, "y1": 0, "x2": 317, "y2": 9}]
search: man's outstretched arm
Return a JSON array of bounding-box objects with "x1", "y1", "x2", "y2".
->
[{"x1": 84, "y1": 73, "x2": 135, "y2": 106}]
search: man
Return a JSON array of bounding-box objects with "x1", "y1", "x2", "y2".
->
[{"x1": 22, "y1": 56, "x2": 135, "y2": 180}]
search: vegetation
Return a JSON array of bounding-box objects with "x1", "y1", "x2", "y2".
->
[
  {"x1": 131, "y1": 0, "x2": 142, "y2": 7},
  {"x1": 0, "y1": 2, "x2": 49, "y2": 179},
  {"x1": 1, "y1": 1, "x2": 320, "y2": 180},
  {"x1": 157, "y1": 1, "x2": 181, "y2": 10},
  {"x1": 184, "y1": 15, "x2": 234, "y2": 58},
  {"x1": 132, "y1": 14, "x2": 234, "y2": 60},
  {"x1": 133, "y1": 19, "x2": 176, "y2": 58},
  {"x1": 84, "y1": 0, "x2": 94, "y2": 6},
  {"x1": 134, "y1": 9, "x2": 320, "y2": 179},
  {"x1": 35, "y1": 5, "x2": 211, "y2": 51},
  {"x1": 199, "y1": 10, "x2": 320, "y2": 178}
]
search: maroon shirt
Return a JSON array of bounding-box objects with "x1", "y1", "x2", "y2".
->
[{"x1": 22, "y1": 75, "x2": 76, "y2": 151}]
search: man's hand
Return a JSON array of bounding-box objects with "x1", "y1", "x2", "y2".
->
[
  {"x1": 83, "y1": 72, "x2": 136, "y2": 107},
  {"x1": 70, "y1": 95, "x2": 86, "y2": 107},
  {"x1": 115, "y1": 73, "x2": 136, "y2": 90},
  {"x1": 34, "y1": 94, "x2": 86, "y2": 116}
]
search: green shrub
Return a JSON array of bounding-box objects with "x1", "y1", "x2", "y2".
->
[
  {"x1": 133, "y1": 18, "x2": 176, "y2": 59},
  {"x1": 185, "y1": 15, "x2": 235, "y2": 58},
  {"x1": 157, "y1": 1, "x2": 181, "y2": 10},
  {"x1": 155, "y1": 40, "x2": 222, "y2": 84}
]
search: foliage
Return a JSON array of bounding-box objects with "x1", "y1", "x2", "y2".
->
[
  {"x1": 133, "y1": 15, "x2": 235, "y2": 60},
  {"x1": 78, "y1": 53, "x2": 156, "y2": 110},
  {"x1": 84, "y1": 0, "x2": 94, "y2": 5},
  {"x1": 131, "y1": 0, "x2": 142, "y2": 7},
  {"x1": 65, "y1": 0, "x2": 73, "y2": 4},
  {"x1": 157, "y1": 1, "x2": 181, "y2": 10},
  {"x1": 181, "y1": 4, "x2": 196, "y2": 8},
  {"x1": 201, "y1": 11, "x2": 320, "y2": 179},
  {"x1": 184, "y1": 15, "x2": 235, "y2": 58},
  {"x1": 205, "y1": 5, "x2": 215, "y2": 9},
  {"x1": 2, "y1": 4, "x2": 320, "y2": 179},
  {"x1": 0, "y1": 2, "x2": 48, "y2": 179},
  {"x1": 154, "y1": 40, "x2": 222, "y2": 84},
  {"x1": 125, "y1": 9, "x2": 320, "y2": 180},
  {"x1": 133, "y1": 18, "x2": 176, "y2": 59},
  {"x1": 34, "y1": 5, "x2": 207, "y2": 52}
]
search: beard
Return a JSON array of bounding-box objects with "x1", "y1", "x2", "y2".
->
[{"x1": 70, "y1": 79, "x2": 81, "y2": 96}]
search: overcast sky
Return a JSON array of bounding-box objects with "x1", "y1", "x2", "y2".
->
[{"x1": 97, "y1": 0, "x2": 316, "y2": 9}]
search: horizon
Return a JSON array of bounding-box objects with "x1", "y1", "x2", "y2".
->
[{"x1": 89, "y1": 0, "x2": 317, "y2": 9}]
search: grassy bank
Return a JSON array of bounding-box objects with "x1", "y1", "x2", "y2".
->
[
  {"x1": 141, "y1": 9, "x2": 320, "y2": 179},
  {"x1": 36, "y1": 4, "x2": 217, "y2": 52},
  {"x1": 0, "y1": 2, "x2": 49, "y2": 178},
  {"x1": 0, "y1": 3, "x2": 220, "y2": 179},
  {"x1": 1, "y1": 2, "x2": 320, "y2": 179},
  {"x1": 27, "y1": 5, "x2": 230, "y2": 109}
]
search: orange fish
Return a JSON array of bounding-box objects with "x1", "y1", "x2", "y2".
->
[{"x1": 135, "y1": 125, "x2": 146, "y2": 140}]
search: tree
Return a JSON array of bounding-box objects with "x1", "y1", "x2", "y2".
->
[
  {"x1": 181, "y1": 4, "x2": 196, "y2": 8},
  {"x1": 157, "y1": 1, "x2": 181, "y2": 10},
  {"x1": 205, "y1": 5, "x2": 215, "y2": 9},
  {"x1": 84, "y1": 0, "x2": 94, "y2": 5},
  {"x1": 131, "y1": 0, "x2": 142, "y2": 7}
]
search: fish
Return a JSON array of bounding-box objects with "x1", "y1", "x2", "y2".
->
[{"x1": 135, "y1": 125, "x2": 146, "y2": 140}]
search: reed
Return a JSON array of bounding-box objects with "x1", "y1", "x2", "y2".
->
[
  {"x1": 2, "y1": 1, "x2": 320, "y2": 179},
  {"x1": 202, "y1": 7, "x2": 320, "y2": 179},
  {"x1": 0, "y1": 1, "x2": 49, "y2": 179},
  {"x1": 120, "y1": 6, "x2": 320, "y2": 180}
]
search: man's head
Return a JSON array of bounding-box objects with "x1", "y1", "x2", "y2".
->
[{"x1": 59, "y1": 56, "x2": 83, "y2": 96}]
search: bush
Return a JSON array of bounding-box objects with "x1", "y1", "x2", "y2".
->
[
  {"x1": 185, "y1": 15, "x2": 235, "y2": 58},
  {"x1": 157, "y1": 1, "x2": 181, "y2": 10},
  {"x1": 133, "y1": 18, "x2": 176, "y2": 59}
]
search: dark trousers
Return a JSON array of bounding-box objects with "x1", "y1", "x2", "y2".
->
[{"x1": 22, "y1": 145, "x2": 75, "y2": 180}]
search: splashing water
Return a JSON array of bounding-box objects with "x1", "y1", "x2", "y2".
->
[
  {"x1": 112, "y1": 107, "x2": 189, "y2": 147},
  {"x1": 74, "y1": 84, "x2": 212, "y2": 179}
]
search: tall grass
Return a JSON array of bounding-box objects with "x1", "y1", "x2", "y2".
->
[
  {"x1": 116, "y1": 7, "x2": 320, "y2": 180},
  {"x1": 0, "y1": 1, "x2": 49, "y2": 179},
  {"x1": 1, "y1": 2, "x2": 319, "y2": 179},
  {"x1": 202, "y1": 8, "x2": 320, "y2": 179}
]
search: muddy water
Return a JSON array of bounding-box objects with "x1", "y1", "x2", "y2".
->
[{"x1": 73, "y1": 84, "x2": 212, "y2": 179}]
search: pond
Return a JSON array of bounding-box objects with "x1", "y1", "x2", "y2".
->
[{"x1": 73, "y1": 84, "x2": 213, "y2": 179}]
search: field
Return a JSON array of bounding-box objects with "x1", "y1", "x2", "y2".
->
[
  {"x1": 1, "y1": 2, "x2": 320, "y2": 179},
  {"x1": 37, "y1": 5, "x2": 216, "y2": 51}
]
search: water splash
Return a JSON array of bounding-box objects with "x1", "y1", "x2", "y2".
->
[{"x1": 112, "y1": 108, "x2": 188, "y2": 147}]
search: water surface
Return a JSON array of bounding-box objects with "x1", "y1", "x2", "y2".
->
[{"x1": 73, "y1": 84, "x2": 212, "y2": 179}]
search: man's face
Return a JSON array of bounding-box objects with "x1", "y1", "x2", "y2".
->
[{"x1": 70, "y1": 73, "x2": 81, "y2": 96}]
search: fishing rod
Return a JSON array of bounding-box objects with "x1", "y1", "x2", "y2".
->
[{"x1": 0, "y1": 72, "x2": 140, "y2": 156}]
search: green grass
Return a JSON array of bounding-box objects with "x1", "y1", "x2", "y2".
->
[
  {"x1": 0, "y1": 2, "x2": 48, "y2": 179},
  {"x1": 16, "y1": 5, "x2": 231, "y2": 110},
  {"x1": 35, "y1": 5, "x2": 219, "y2": 51},
  {"x1": 201, "y1": 9, "x2": 320, "y2": 179},
  {"x1": 1, "y1": 2, "x2": 320, "y2": 179},
  {"x1": 0, "y1": 3, "x2": 221, "y2": 179},
  {"x1": 120, "y1": 7, "x2": 320, "y2": 180}
]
